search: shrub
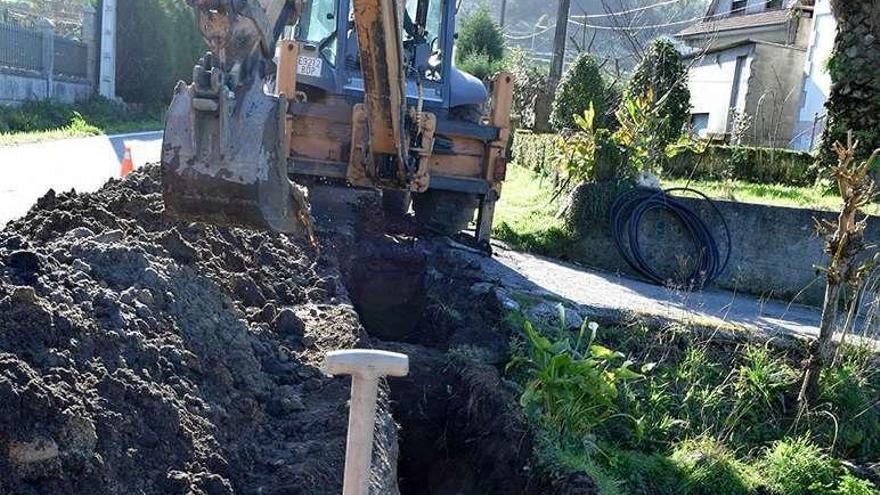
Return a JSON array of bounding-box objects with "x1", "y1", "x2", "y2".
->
[
  {"x1": 116, "y1": 0, "x2": 205, "y2": 104},
  {"x1": 665, "y1": 144, "x2": 817, "y2": 186},
  {"x1": 760, "y1": 436, "x2": 840, "y2": 495},
  {"x1": 670, "y1": 438, "x2": 755, "y2": 495},
  {"x1": 550, "y1": 52, "x2": 607, "y2": 131},
  {"x1": 624, "y1": 38, "x2": 691, "y2": 150},
  {"x1": 455, "y1": 5, "x2": 504, "y2": 70},
  {"x1": 507, "y1": 49, "x2": 550, "y2": 130}
]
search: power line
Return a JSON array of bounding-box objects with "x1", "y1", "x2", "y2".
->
[{"x1": 570, "y1": 0, "x2": 687, "y2": 19}]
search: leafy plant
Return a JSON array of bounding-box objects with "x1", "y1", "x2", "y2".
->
[
  {"x1": 834, "y1": 474, "x2": 876, "y2": 495},
  {"x1": 550, "y1": 52, "x2": 608, "y2": 132},
  {"x1": 509, "y1": 314, "x2": 644, "y2": 438},
  {"x1": 456, "y1": 51, "x2": 505, "y2": 81}
]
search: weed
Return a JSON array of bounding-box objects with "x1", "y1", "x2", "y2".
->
[
  {"x1": 834, "y1": 474, "x2": 877, "y2": 495},
  {"x1": 760, "y1": 435, "x2": 840, "y2": 495},
  {"x1": 670, "y1": 438, "x2": 756, "y2": 495}
]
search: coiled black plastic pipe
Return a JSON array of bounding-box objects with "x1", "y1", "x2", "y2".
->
[{"x1": 610, "y1": 187, "x2": 732, "y2": 288}]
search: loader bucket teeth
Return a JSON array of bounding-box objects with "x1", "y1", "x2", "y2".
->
[{"x1": 161, "y1": 78, "x2": 315, "y2": 244}]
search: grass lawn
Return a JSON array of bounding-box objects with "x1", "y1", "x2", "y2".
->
[
  {"x1": 493, "y1": 164, "x2": 571, "y2": 256},
  {"x1": 664, "y1": 177, "x2": 880, "y2": 216},
  {"x1": 0, "y1": 98, "x2": 164, "y2": 146}
]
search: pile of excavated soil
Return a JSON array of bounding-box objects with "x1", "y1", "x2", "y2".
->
[{"x1": 0, "y1": 166, "x2": 398, "y2": 494}]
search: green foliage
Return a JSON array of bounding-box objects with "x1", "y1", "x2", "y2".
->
[
  {"x1": 613, "y1": 88, "x2": 674, "y2": 176},
  {"x1": 814, "y1": 350, "x2": 880, "y2": 460},
  {"x1": 726, "y1": 346, "x2": 797, "y2": 445},
  {"x1": 116, "y1": 0, "x2": 205, "y2": 104},
  {"x1": 665, "y1": 144, "x2": 818, "y2": 186},
  {"x1": 455, "y1": 5, "x2": 504, "y2": 73},
  {"x1": 551, "y1": 106, "x2": 620, "y2": 185},
  {"x1": 506, "y1": 49, "x2": 550, "y2": 130},
  {"x1": 0, "y1": 97, "x2": 162, "y2": 141},
  {"x1": 550, "y1": 52, "x2": 607, "y2": 131},
  {"x1": 834, "y1": 474, "x2": 877, "y2": 495},
  {"x1": 456, "y1": 51, "x2": 505, "y2": 81},
  {"x1": 515, "y1": 130, "x2": 819, "y2": 188},
  {"x1": 759, "y1": 436, "x2": 840, "y2": 495},
  {"x1": 624, "y1": 38, "x2": 691, "y2": 149},
  {"x1": 508, "y1": 316, "x2": 642, "y2": 439},
  {"x1": 604, "y1": 448, "x2": 684, "y2": 495},
  {"x1": 670, "y1": 438, "x2": 756, "y2": 495}
]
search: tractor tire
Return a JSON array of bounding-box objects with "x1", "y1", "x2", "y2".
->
[
  {"x1": 381, "y1": 189, "x2": 411, "y2": 217},
  {"x1": 412, "y1": 190, "x2": 479, "y2": 235}
]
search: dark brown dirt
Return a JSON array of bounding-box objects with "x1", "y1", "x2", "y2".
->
[{"x1": 0, "y1": 166, "x2": 399, "y2": 495}]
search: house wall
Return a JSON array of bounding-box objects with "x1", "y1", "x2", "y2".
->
[
  {"x1": 743, "y1": 43, "x2": 806, "y2": 147},
  {"x1": 791, "y1": 0, "x2": 836, "y2": 151},
  {"x1": 687, "y1": 44, "x2": 756, "y2": 137}
]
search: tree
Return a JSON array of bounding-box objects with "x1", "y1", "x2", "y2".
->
[
  {"x1": 456, "y1": 4, "x2": 505, "y2": 78},
  {"x1": 116, "y1": 0, "x2": 204, "y2": 104},
  {"x1": 623, "y1": 38, "x2": 690, "y2": 149},
  {"x1": 799, "y1": 138, "x2": 878, "y2": 407},
  {"x1": 550, "y1": 52, "x2": 606, "y2": 131},
  {"x1": 818, "y1": 1, "x2": 880, "y2": 166}
]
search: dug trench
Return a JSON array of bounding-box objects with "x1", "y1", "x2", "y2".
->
[
  {"x1": 0, "y1": 167, "x2": 591, "y2": 494},
  {"x1": 332, "y1": 193, "x2": 598, "y2": 495}
]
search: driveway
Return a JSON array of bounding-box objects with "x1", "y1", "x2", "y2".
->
[{"x1": 0, "y1": 131, "x2": 163, "y2": 226}]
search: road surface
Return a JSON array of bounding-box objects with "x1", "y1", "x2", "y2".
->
[{"x1": 0, "y1": 131, "x2": 163, "y2": 226}]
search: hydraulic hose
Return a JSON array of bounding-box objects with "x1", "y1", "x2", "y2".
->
[{"x1": 610, "y1": 187, "x2": 732, "y2": 288}]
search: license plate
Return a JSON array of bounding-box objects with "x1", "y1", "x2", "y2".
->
[{"x1": 297, "y1": 56, "x2": 323, "y2": 77}]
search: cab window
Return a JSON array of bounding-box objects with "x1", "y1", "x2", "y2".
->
[{"x1": 298, "y1": 0, "x2": 339, "y2": 63}]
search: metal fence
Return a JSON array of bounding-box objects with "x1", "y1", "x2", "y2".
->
[
  {"x1": 0, "y1": 21, "x2": 88, "y2": 79},
  {"x1": 0, "y1": 21, "x2": 43, "y2": 72},
  {"x1": 54, "y1": 36, "x2": 87, "y2": 78}
]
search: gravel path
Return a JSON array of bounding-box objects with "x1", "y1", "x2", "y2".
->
[{"x1": 481, "y1": 244, "x2": 836, "y2": 340}]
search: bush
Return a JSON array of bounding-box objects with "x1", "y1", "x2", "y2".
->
[
  {"x1": 514, "y1": 130, "x2": 819, "y2": 187},
  {"x1": 665, "y1": 144, "x2": 817, "y2": 186},
  {"x1": 507, "y1": 49, "x2": 550, "y2": 130},
  {"x1": 116, "y1": 0, "x2": 205, "y2": 104},
  {"x1": 455, "y1": 5, "x2": 504, "y2": 73},
  {"x1": 624, "y1": 39, "x2": 690, "y2": 149},
  {"x1": 760, "y1": 436, "x2": 840, "y2": 495},
  {"x1": 550, "y1": 52, "x2": 607, "y2": 131},
  {"x1": 834, "y1": 474, "x2": 876, "y2": 495}
]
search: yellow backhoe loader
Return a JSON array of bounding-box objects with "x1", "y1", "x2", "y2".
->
[{"x1": 161, "y1": 0, "x2": 512, "y2": 246}]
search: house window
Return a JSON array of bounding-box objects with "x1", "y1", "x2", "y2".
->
[
  {"x1": 731, "y1": 0, "x2": 747, "y2": 14},
  {"x1": 691, "y1": 114, "x2": 710, "y2": 136},
  {"x1": 766, "y1": 0, "x2": 782, "y2": 8}
]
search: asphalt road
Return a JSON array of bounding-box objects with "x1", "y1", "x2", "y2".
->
[{"x1": 0, "y1": 131, "x2": 163, "y2": 227}]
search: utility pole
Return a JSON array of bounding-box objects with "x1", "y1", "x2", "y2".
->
[
  {"x1": 99, "y1": 0, "x2": 116, "y2": 100},
  {"x1": 499, "y1": 0, "x2": 507, "y2": 27},
  {"x1": 549, "y1": 0, "x2": 571, "y2": 81}
]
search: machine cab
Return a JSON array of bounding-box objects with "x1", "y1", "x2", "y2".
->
[{"x1": 292, "y1": 0, "x2": 487, "y2": 111}]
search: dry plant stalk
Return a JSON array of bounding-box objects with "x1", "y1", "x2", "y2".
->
[{"x1": 798, "y1": 136, "x2": 879, "y2": 406}]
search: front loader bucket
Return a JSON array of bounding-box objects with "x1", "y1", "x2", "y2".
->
[{"x1": 161, "y1": 78, "x2": 314, "y2": 242}]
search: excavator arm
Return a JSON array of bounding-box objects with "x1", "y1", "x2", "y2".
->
[{"x1": 161, "y1": 0, "x2": 428, "y2": 239}]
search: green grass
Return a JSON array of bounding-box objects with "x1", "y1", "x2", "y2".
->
[
  {"x1": 494, "y1": 164, "x2": 572, "y2": 256},
  {"x1": 504, "y1": 311, "x2": 880, "y2": 494},
  {"x1": 0, "y1": 98, "x2": 164, "y2": 146},
  {"x1": 663, "y1": 178, "x2": 880, "y2": 216}
]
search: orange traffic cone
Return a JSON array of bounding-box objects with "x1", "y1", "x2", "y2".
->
[{"x1": 120, "y1": 144, "x2": 134, "y2": 178}]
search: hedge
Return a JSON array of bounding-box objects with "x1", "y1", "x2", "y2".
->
[{"x1": 511, "y1": 131, "x2": 818, "y2": 187}]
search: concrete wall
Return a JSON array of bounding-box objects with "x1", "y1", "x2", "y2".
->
[
  {"x1": 744, "y1": 43, "x2": 806, "y2": 148},
  {"x1": 688, "y1": 44, "x2": 756, "y2": 137},
  {"x1": 791, "y1": 0, "x2": 836, "y2": 151},
  {"x1": 566, "y1": 183, "x2": 880, "y2": 307},
  {"x1": 0, "y1": 70, "x2": 92, "y2": 105}
]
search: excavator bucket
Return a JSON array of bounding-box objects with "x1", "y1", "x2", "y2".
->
[{"x1": 161, "y1": 62, "x2": 314, "y2": 242}]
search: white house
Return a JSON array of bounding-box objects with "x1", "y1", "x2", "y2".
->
[
  {"x1": 790, "y1": 0, "x2": 836, "y2": 151},
  {"x1": 676, "y1": 0, "x2": 836, "y2": 150}
]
